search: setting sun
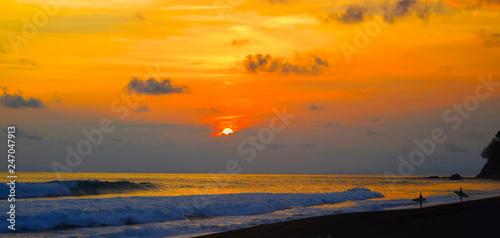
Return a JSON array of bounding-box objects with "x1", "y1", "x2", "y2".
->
[{"x1": 222, "y1": 128, "x2": 233, "y2": 135}]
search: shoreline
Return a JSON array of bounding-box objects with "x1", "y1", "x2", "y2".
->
[{"x1": 198, "y1": 195, "x2": 500, "y2": 238}]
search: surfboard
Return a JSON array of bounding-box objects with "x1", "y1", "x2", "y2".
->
[
  {"x1": 454, "y1": 191, "x2": 469, "y2": 197},
  {"x1": 412, "y1": 198, "x2": 426, "y2": 202}
]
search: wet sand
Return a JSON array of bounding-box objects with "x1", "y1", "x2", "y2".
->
[{"x1": 199, "y1": 196, "x2": 500, "y2": 238}]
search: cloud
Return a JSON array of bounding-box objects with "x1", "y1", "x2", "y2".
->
[
  {"x1": 231, "y1": 39, "x2": 252, "y2": 46},
  {"x1": 1, "y1": 129, "x2": 44, "y2": 140},
  {"x1": 0, "y1": 42, "x2": 6, "y2": 54},
  {"x1": 163, "y1": 5, "x2": 232, "y2": 10},
  {"x1": 307, "y1": 104, "x2": 325, "y2": 110},
  {"x1": 136, "y1": 104, "x2": 149, "y2": 113},
  {"x1": 445, "y1": 0, "x2": 500, "y2": 8},
  {"x1": 477, "y1": 30, "x2": 500, "y2": 47},
  {"x1": 18, "y1": 58, "x2": 38, "y2": 67},
  {"x1": 268, "y1": 144, "x2": 287, "y2": 149},
  {"x1": 366, "y1": 129, "x2": 385, "y2": 136},
  {"x1": 110, "y1": 136, "x2": 122, "y2": 142},
  {"x1": 126, "y1": 78, "x2": 190, "y2": 95},
  {"x1": 0, "y1": 57, "x2": 38, "y2": 69},
  {"x1": 330, "y1": 5, "x2": 367, "y2": 24},
  {"x1": 116, "y1": 123, "x2": 198, "y2": 128},
  {"x1": 370, "y1": 118, "x2": 380, "y2": 122},
  {"x1": 436, "y1": 66, "x2": 452, "y2": 73},
  {"x1": 263, "y1": 0, "x2": 289, "y2": 4},
  {"x1": 326, "y1": 0, "x2": 446, "y2": 24},
  {"x1": 210, "y1": 107, "x2": 220, "y2": 113},
  {"x1": 465, "y1": 132, "x2": 486, "y2": 139},
  {"x1": 297, "y1": 143, "x2": 315, "y2": 148},
  {"x1": 393, "y1": 0, "x2": 417, "y2": 15},
  {"x1": 0, "y1": 91, "x2": 46, "y2": 109},
  {"x1": 382, "y1": 0, "x2": 419, "y2": 23},
  {"x1": 241, "y1": 54, "x2": 329, "y2": 76},
  {"x1": 444, "y1": 143, "x2": 469, "y2": 152},
  {"x1": 220, "y1": 81, "x2": 235, "y2": 88},
  {"x1": 401, "y1": 146, "x2": 412, "y2": 152},
  {"x1": 134, "y1": 11, "x2": 145, "y2": 21},
  {"x1": 384, "y1": 0, "x2": 445, "y2": 23},
  {"x1": 325, "y1": 122, "x2": 343, "y2": 128}
]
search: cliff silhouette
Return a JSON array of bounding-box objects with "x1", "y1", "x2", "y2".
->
[{"x1": 476, "y1": 130, "x2": 500, "y2": 180}]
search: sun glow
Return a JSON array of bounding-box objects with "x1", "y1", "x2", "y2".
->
[{"x1": 222, "y1": 128, "x2": 233, "y2": 135}]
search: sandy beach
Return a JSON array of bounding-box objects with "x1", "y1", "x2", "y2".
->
[{"x1": 199, "y1": 196, "x2": 500, "y2": 238}]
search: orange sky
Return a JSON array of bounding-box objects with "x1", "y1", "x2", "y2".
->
[{"x1": 0, "y1": 0, "x2": 499, "y2": 174}]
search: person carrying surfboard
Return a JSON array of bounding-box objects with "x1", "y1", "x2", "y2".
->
[
  {"x1": 454, "y1": 188, "x2": 469, "y2": 202},
  {"x1": 419, "y1": 193, "x2": 423, "y2": 208},
  {"x1": 412, "y1": 193, "x2": 426, "y2": 207}
]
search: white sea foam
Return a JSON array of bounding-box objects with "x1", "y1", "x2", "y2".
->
[{"x1": 0, "y1": 187, "x2": 383, "y2": 232}]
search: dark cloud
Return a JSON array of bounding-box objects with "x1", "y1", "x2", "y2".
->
[
  {"x1": 326, "y1": 0, "x2": 446, "y2": 24},
  {"x1": 136, "y1": 104, "x2": 149, "y2": 113},
  {"x1": 401, "y1": 146, "x2": 412, "y2": 152},
  {"x1": 0, "y1": 57, "x2": 38, "y2": 69},
  {"x1": 370, "y1": 118, "x2": 380, "y2": 122},
  {"x1": 116, "y1": 123, "x2": 197, "y2": 128},
  {"x1": 126, "y1": 78, "x2": 190, "y2": 95},
  {"x1": 242, "y1": 54, "x2": 329, "y2": 76},
  {"x1": 436, "y1": 66, "x2": 452, "y2": 73},
  {"x1": 330, "y1": 5, "x2": 367, "y2": 24},
  {"x1": 231, "y1": 39, "x2": 251, "y2": 46},
  {"x1": 459, "y1": 0, "x2": 500, "y2": 8},
  {"x1": 297, "y1": 143, "x2": 315, "y2": 148},
  {"x1": 383, "y1": 0, "x2": 418, "y2": 23},
  {"x1": 477, "y1": 30, "x2": 500, "y2": 47},
  {"x1": 134, "y1": 11, "x2": 145, "y2": 21},
  {"x1": 0, "y1": 42, "x2": 6, "y2": 54},
  {"x1": 394, "y1": 0, "x2": 416, "y2": 15},
  {"x1": 384, "y1": 0, "x2": 443, "y2": 23},
  {"x1": 444, "y1": 143, "x2": 469, "y2": 153},
  {"x1": 465, "y1": 132, "x2": 486, "y2": 139},
  {"x1": 1, "y1": 129, "x2": 44, "y2": 140},
  {"x1": 366, "y1": 129, "x2": 385, "y2": 136},
  {"x1": 325, "y1": 122, "x2": 343, "y2": 128},
  {"x1": 0, "y1": 91, "x2": 46, "y2": 109},
  {"x1": 264, "y1": 0, "x2": 289, "y2": 4},
  {"x1": 268, "y1": 144, "x2": 287, "y2": 149},
  {"x1": 308, "y1": 104, "x2": 325, "y2": 110},
  {"x1": 18, "y1": 58, "x2": 38, "y2": 67},
  {"x1": 481, "y1": 0, "x2": 500, "y2": 5},
  {"x1": 210, "y1": 107, "x2": 220, "y2": 113}
]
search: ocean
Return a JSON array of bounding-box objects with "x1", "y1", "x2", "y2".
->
[{"x1": 1, "y1": 173, "x2": 500, "y2": 237}]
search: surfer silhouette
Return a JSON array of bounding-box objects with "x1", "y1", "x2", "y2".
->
[
  {"x1": 419, "y1": 193, "x2": 423, "y2": 208},
  {"x1": 454, "y1": 188, "x2": 469, "y2": 202},
  {"x1": 412, "y1": 193, "x2": 426, "y2": 207},
  {"x1": 459, "y1": 188, "x2": 463, "y2": 202}
]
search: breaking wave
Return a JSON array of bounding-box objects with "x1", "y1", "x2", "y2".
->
[
  {"x1": 0, "y1": 180, "x2": 155, "y2": 199},
  {"x1": 0, "y1": 187, "x2": 384, "y2": 232}
]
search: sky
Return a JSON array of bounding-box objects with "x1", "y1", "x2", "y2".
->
[{"x1": 0, "y1": 0, "x2": 499, "y2": 175}]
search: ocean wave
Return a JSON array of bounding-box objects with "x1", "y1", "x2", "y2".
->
[
  {"x1": 0, "y1": 187, "x2": 383, "y2": 232},
  {"x1": 0, "y1": 180, "x2": 155, "y2": 199}
]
